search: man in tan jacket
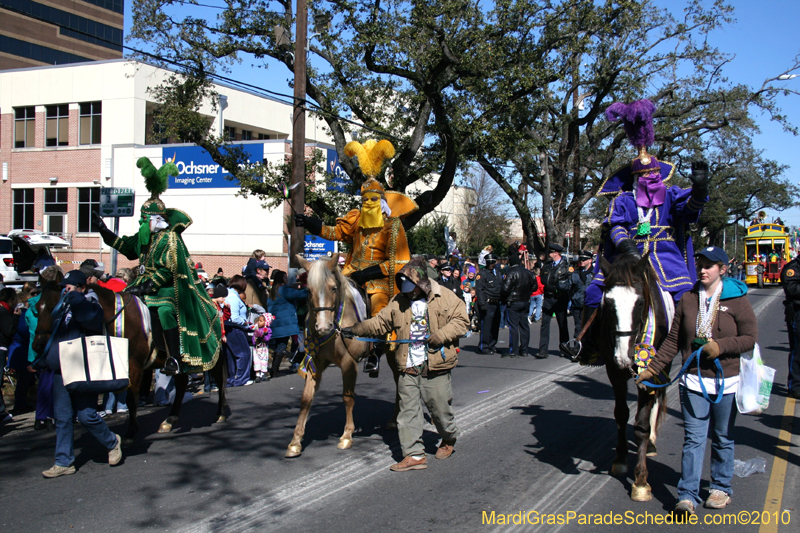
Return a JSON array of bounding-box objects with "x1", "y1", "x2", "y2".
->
[{"x1": 342, "y1": 257, "x2": 469, "y2": 471}]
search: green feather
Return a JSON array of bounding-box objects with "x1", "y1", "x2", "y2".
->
[{"x1": 137, "y1": 156, "x2": 169, "y2": 197}]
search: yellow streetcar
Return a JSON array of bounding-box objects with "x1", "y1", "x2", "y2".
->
[{"x1": 743, "y1": 214, "x2": 791, "y2": 287}]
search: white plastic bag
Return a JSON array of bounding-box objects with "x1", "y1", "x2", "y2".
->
[{"x1": 736, "y1": 344, "x2": 775, "y2": 415}]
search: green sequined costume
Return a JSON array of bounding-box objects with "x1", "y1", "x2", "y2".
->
[{"x1": 108, "y1": 209, "x2": 222, "y2": 370}]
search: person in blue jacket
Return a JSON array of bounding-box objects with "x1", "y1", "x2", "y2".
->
[
  {"x1": 41, "y1": 270, "x2": 122, "y2": 478},
  {"x1": 266, "y1": 270, "x2": 307, "y2": 378}
]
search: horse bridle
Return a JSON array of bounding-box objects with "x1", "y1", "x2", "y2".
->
[
  {"x1": 603, "y1": 281, "x2": 648, "y2": 340},
  {"x1": 308, "y1": 273, "x2": 344, "y2": 332}
]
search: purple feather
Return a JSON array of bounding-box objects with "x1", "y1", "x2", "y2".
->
[{"x1": 605, "y1": 99, "x2": 656, "y2": 148}]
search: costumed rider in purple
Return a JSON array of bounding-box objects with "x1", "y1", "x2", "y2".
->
[{"x1": 576, "y1": 99, "x2": 709, "y2": 362}]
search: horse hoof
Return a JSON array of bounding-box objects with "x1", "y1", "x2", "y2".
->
[
  {"x1": 384, "y1": 421, "x2": 398, "y2": 431},
  {"x1": 646, "y1": 442, "x2": 657, "y2": 457},
  {"x1": 610, "y1": 462, "x2": 628, "y2": 476},
  {"x1": 337, "y1": 438, "x2": 353, "y2": 450},
  {"x1": 215, "y1": 416, "x2": 226, "y2": 423},
  {"x1": 631, "y1": 484, "x2": 653, "y2": 502},
  {"x1": 285, "y1": 444, "x2": 302, "y2": 458},
  {"x1": 158, "y1": 422, "x2": 173, "y2": 433}
]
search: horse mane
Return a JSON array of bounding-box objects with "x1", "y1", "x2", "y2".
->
[{"x1": 307, "y1": 259, "x2": 355, "y2": 308}]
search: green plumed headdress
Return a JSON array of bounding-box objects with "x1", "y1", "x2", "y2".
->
[{"x1": 137, "y1": 156, "x2": 178, "y2": 215}]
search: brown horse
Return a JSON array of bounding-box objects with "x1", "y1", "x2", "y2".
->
[
  {"x1": 32, "y1": 275, "x2": 228, "y2": 444},
  {"x1": 285, "y1": 254, "x2": 398, "y2": 457},
  {"x1": 596, "y1": 253, "x2": 672, "y2": 502}
]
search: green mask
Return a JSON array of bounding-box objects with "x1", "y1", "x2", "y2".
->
[{"x1": 138, "y1": 212, "x2": 151, "y2": 249}]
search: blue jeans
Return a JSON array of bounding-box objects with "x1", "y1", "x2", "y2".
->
[
  {"x1": 53, "y1": 373, "x2": 117, "y2": 467},
  {"x1": 154, "y1": 369, "x2": 176, "y2": 405},
  {"x1": 529, "y1": 295, "x2": 543, "y2": 321},
  {"x1": 678, "y1": 386, "x2": 737, "y2": 505},
  {"x1": 104, "y1": 390, "x2": 128, "y2": 412}
]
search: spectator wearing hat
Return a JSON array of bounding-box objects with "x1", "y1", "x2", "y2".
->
[
  {"x1": 425, "y1": 256, "x2": 439, "y2": 281},
  {"x1": 569, "y1": 250, "x2": 595, "y2": 338},
  {"x1": 501, "y1": 252, "x2": 537, "y2": 357},
  {"x1": 475, "y1": 253, "x2": 502, "y2": 354},
  {"x1": 79, "y1": 259, "x2": 104, "y2": 285},
  {"x1": 41, "y1": 270, "x2": 122, "y2": 477},
  {"x1": 244, "y1": 259, "x2": 270, "y2": 307},
  {"x1": 436, "y1": 264, "x2": 463, "y2": 300},
  {"x1": 536, "y1": 243, "x2": 574, "y2": 359}
]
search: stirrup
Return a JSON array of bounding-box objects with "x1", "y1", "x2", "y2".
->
[
  {"x1": 559, "y1": 339, "x2": 582, "y2": 361},
  {"x1": 163, "y1": 356, "x2": 180, "y2": 376},
  {"x1": 364, "y1": 353, "x2": 380, "y2": 377}
]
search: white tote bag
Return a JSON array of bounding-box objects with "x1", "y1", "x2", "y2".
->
[
  {"x1": 60, "y1": 332, "x2": 130, "y2": 394},
  {"x1": 736, "y1": 344, "x2": 775, "y2": 415}
]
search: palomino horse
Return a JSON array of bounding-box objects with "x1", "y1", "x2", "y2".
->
[
  {"x1": 596, "y1": 253, "x2": 672, "y2": 502},
  {"x1": 286, "y1": 254, "x2": 397, "y2": 457},
  {"x1": 33, "y1": 276, "x2": 229, "y2": 444}
]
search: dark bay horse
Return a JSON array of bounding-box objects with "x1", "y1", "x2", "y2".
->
[
  {"x1": 33, "y1": 277, "x2": 228, "y2": 444},
  {"x1": 597, "y1": 253, "x2": 673, "y2": 502},
  {"x1": 286, "y1": 254, "x2": 398, "y2": 457}
]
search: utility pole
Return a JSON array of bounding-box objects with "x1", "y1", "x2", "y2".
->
[{"x1": 289, "y1": 0, "x2": 308, "y2": 268}]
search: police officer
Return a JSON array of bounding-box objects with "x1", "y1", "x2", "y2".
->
[
  {"x1": 437, "y1": 264, "x2": 464, "y2": 300},
  {"x1": 535, "y1": 244, "x2": 573, "y2": 359},
  {"x1": 780, "y1": 257, "x2": 800, "y2": 399},
  {"x1": 475, "y1": 253, "x2": 501, "y2": 354},
  {"x1": 501, "y1": 251, "x2": 537, "y2": 357},
  {"x1": 569, "y1": 250, "x2": 594, "y2": 337}
]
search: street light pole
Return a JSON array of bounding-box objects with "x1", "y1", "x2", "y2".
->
[{"x1": 290, "y1": 0, "x2": 308, "y2": 268}]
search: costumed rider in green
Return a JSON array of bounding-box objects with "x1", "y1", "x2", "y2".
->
[{"x1": 92, "y1": 157, "x2": 222, "y2": 376}]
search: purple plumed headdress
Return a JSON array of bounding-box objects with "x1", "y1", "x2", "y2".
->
[{"x1": 605, "y1": 99, "x2": 656, "y2": 148}]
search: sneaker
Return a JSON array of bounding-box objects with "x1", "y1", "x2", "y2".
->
[
  {"x1": 244, "y1": 380, "x2": 255, "y2": 386},
  {"x1": 42, "y1": 464, "x2": 76, "y2": 478},
  {"x1": 389, "y1": 455, "x2": 427, "y2": 472},
  {"x1": 674, "y1": 500, "x2": 695, "y2": 516},
  {"x1": 117, "y1": 408, "x2": 129, "y2": 414},
  {"x1": 435, "y1": 442, "x2": 455, "y2": 459},
  {"x1": 704, "y1": 489, "x2": 731, "y2": 509},
  {"x1": 210, "y1": 386, "x2": 219, "y2": 392},
  {"x1": 97, "y1": 410, "x2": 110, "y2": 418},
  {"x1": 108, "y1": 434, "x2": 122, "y2": 466}
]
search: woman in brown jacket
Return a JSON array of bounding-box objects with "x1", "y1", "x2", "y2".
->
[{"x1": 637, "y1": 246, "x2": 757, "y2": 516}]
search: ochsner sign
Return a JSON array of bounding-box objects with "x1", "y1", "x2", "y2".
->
[{"x1": 164, "y1": 144, "x2": 264, "y2": 189}]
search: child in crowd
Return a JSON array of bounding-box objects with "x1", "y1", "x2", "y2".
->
[{"x1": 252, "y1": 313, "x2": 274, "y2": 383}]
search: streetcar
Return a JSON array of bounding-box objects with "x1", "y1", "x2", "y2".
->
[{"x1": 743, "y1": 215, "x2": 791, "y2": 287}]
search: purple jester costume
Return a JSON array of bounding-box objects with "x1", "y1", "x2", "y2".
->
[{"x1": 584, "y1": 99, "x2": 709, "y2": 309}]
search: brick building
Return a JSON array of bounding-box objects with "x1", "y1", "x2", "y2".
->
[{"x1": 0, "y1": 59, "x2": 337, "y2": 275}]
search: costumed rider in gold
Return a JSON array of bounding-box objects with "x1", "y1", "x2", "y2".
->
[
  {"x1": 294, "y1": 139, "x2": 416, "y2": 377},
  {"x1": 92, "y1": 157, "x2": 222, "y2": 376}
]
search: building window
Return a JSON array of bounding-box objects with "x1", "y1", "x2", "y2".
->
[
  {"x1": 45, "y1": 104, "x2": 69, "y2": 147},
  {"x1": 241, "y1": 129, "x2": 253, "y2": 140},
  {"x1": 257, "y1": 133, "x2": 270, "y2": 140},
  {"x1": 14, "y1": 107, "x2": 35, "y2": 148},
  {"x1": 79, "y1": 102, "x2": 102, "y2": 145},
  {"x1": 224, "y1": 126, "x2": 236, "y2": 141},
  {"x1": 78, "y1": 188, "x2": 101, "y2": 233},
  {"x1": 44, "y1": 188, "x2": 68, "y2": 213},
  {"x1": 13, "y1": 189, "x2": 35, "y2": 230}
]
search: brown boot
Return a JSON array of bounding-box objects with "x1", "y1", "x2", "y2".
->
[{"x1": 389, "y1": 455, "x2": 427, "y2": 471}]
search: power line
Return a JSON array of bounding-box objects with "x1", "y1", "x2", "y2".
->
[{"x1": 0, "y1": 4, "x2": 399, "y2": 140}]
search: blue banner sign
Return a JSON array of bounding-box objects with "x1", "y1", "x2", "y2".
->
[
  {"x1": 304, "y1": 235, "x2": 336, "y2": 261},
  {"x1": 326, "y1": 148, "x2": 351, "y2": 192},
  {"x1": 163, "y1": 145, "x2": 264, "y2": 189}
]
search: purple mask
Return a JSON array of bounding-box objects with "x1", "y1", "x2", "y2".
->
[{"x1": 632, "y1": 157, "x2": 666, "y2": 209}]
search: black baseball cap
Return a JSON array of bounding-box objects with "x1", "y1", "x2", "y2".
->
[
  {"x1": 694, "y1": 246, "x2": 729, "y2": 265},
  {"x1": 398, "y1": 274, "x2": 417, "y2": 294},
  {"x1": 60, "y1": 270, "x2": 87, "y2": 287}
]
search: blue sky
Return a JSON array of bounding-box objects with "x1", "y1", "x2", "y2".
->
[{"x1": 124, "y1": 1, "x2": 800, "y2": 223}]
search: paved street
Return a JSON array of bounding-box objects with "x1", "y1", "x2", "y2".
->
[{"x1": 1, "y1": 287, "x2": 797, "y2": 533}]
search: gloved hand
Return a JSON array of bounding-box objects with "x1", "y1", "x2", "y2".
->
[
  {"x1": 702, "y1": 340, "x2": 720, "y2": 360},
  {"x1": 294, "y1": 214, "x2": 323, "y2": 235},
  {"x1": 428, "y1": 330, "x2": 446, "y2": 350},
  {"x1": 634, "y1": 368, "x2": 655, "y2": 387},
  {"x1": 92, "y1": 211, "x2": 108, "y2": 232},
  {"x1": 689, "y1": 161, "x2": 710, "y2": 190},
  {"x1": 92, "y1": 210, "x2": 119, "y2": 245},
  {"x1": 340, "y1": 327, "x2": 355, "y2": 339},
  {"x1": 616, "y1": 238, "x2": 641, "y2": 259},
  {"x1": 350, "y1": 265, "x2": 384, "y2": 286},
  {"x1": 126, "y1": 279, "x2": 155, "y2": 297}
]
